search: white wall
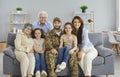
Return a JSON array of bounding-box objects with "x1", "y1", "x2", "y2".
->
[{"x1": 0, "y1": 0, "x2": 116, "y2": 44}]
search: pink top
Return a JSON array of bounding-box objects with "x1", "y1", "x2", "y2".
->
[{"x1": 60, "y1": 34, "x2": 77, "y2": 47}]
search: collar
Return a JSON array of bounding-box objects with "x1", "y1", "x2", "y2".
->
[
  {"x1": 51, "y1": 29, "x2": 62, "y2": 35},
  {"x1": 39, "y1": 21, "x2": 47, "y2": 25},
  {"x1": 21, "y1": 32, "x2": 31, "y2": 38}
]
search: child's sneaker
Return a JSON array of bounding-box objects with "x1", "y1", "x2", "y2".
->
[
  {"x1": 41, "y1": 71, "x2": 47, "y2": 77},
  {"x1": 59, "y1": 62, "x2": 66, "y2": 70},
  {"x1": 55, "y1": 64, "x2": 62, "y2": 72},
  {"x1": 35, "y1": 71, "x2": 40, "y2": 77}
]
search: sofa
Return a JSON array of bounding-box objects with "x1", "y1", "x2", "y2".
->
[{"x1": 3, "y1": 32, "x2": 115, "y2": 77}]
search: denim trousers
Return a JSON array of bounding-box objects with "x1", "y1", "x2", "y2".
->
[
  {"x1": 34, "y1": 53, "x2": 46, "y2": 72},
  {"x1": 57, "y1": 46, "x2": 73, "y2": 64}
]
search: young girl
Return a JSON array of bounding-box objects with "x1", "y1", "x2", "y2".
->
[
  {"x1": 55, "y1": 22, "x2": 77, "y2": 72},
  {"x1": 33, "y1": 28, "x2": 47, "y2": 77}
]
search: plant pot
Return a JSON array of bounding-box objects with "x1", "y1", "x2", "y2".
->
[
  {"x1": 82, "y1": 9, "x2": 86, "y2": 13},
  {"x1": 17, "y1": 11, "x2": 21, "y2": 13}
]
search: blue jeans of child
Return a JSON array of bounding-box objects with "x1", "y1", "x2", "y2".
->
[
  {"x1": 57, "y1": 46, "x2": 73, "y2": 64},
  {"x1": 34, "y1": 53, "x2": 46, "y2": 72}
]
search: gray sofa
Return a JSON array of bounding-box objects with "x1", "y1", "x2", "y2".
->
[{"x1": 3, "y1": 32, "x2": 115, "y2": 77}]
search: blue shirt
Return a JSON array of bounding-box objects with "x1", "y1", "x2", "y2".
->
[
  {"x1": 78, "y1": 28, "x2": 94, "y2": 51},
  {"x1": 33, "y1": 20, "x2": 53, "y2": 35}
]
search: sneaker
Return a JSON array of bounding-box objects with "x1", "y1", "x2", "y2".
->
[
  {"x1": 56, "y1": 64, "x2": 60, "y2": 69},
  {"x1": 55, "y1": 68, "x2": 62, "y2": 72},
  {"x1": 59, "y1": 62, "x2": 66, "y2": 70},
  {"x1": 35, "y1": 71, "x2": 40, "y2": 77},
  {"x1": 41, "y1": 71, "x2": 47, "y2": 77},
  {"x1": 55, "y1": 64, "x2": 62, "y2": 72}
]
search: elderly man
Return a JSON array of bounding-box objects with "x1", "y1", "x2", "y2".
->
[
  {"x1": 33, "y1": 11, "x2": 53, "y2": 35},
  {"x1": 45, "y1": 17, "x2": 78, "y2": 77}
]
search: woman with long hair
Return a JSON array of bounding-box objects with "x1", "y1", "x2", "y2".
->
[{"x1": 72, "y1": 16, "x2": 98, "y2": 77}]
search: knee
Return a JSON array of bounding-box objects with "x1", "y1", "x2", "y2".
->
[
  {"x1": 41, "y1": 53, "x2": 45, "y2": 57},
  {"x1": 70, "y1": 52, "x2": 76, "y2": 56},
  {"x1": 31, "y1": 56, "x2": 35, "y2": 63},
  {"x1": 47, "y1": 52, "x2": 53, "y2": 57},
  {"x1": 84, "y1": 55, "x2": 92, "y2": 61},
  {"x1": 70, "y1": 52, "x2": 77, "y2": 59},
  {"x1": 22, "y1": 57, "x2": 29, "y2": 65},
  {"x1": 35, "y1": 53, "x2": 39, "y2": 58},
  {"x1": 45, "y1": 51, "x2": 54, "y2": 60}
]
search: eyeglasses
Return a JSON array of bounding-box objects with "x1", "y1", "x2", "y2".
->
[
  {"x1": 26, "y1": 27, "x2": 32, "y2": 31},
  {"x1": 39, "y1": 17, "x2": 47, "y2": 19}
]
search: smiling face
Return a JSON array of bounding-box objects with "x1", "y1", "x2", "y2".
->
[
  {"x1": 73, "y1": 19, "x2": 81, "y2": 30},
  {"x1": 39, "y1": 13, "x2": 47, "y2": 24},
  {"x1": 72, "y1": 16, "x2": 84, "y2": 31},
  {"x1": 64, "y1": 24, "x2": 72, "y2": 34},
  {"x1": 23, "y1": 26, "x2": 32, "y2": 35},
  {"x1": 34, "y1": 29, "x2": 42, "y2": 39},
  {"x1": 53, "y1": 21, "x2": 61, "y2": 30}
]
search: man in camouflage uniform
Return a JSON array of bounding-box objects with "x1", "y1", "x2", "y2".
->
[{"x1": 45, "y1": 17, "x2": 78, "y2": 77}]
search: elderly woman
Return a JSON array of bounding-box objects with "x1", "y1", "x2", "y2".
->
[{"x1": 14, "y1": 23, "x2": 35, "y2": 77}]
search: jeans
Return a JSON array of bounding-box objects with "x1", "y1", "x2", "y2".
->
[
  {"x1": 57, "y1": 46, "x2": 72, "y2": 64},
  {"x1": 34, "y1": 53, "x2": 46, "y2": 72}
]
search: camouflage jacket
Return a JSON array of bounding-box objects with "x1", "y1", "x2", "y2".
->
[{"x1": 45, "y1": 29, "x2": 63, "y2": 51}]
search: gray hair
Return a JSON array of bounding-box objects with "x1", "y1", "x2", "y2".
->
[
  {"x1": 23, "y1": 23, "x2": 32, "y2": 31},
  {"x1": 38, "y1": 11, "x2": 48, "y2": 18}
]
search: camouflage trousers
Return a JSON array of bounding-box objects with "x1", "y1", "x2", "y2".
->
[
  {"x1": 45, "y1": 51, "x2": 57, "y2": 77},
  {"x1": 45, "y1": 51, "x2": 78, "y2": 77},
  {"x1": 69, "y1": 52, "x2": 78, "y2": 77}
]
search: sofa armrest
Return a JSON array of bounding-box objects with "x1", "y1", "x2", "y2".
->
[
  {"x1": 96, "y1": 45, "x2": 114, "y2": 57},
  {"x1": 3, "y1": 46, "x2": 15, "y2": 59}
]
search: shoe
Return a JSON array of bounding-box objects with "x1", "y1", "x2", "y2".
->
[
  {"x1": 35, "y1": 71, "x2": 40, "y2": 77},
  {"x1": 55, "y1": 64, "x2": 62, "y2": 72},
  {"x1": 41, "y1": 71, "x2": 47, "y2": 77},
  {"x1": 56, "y1": 64, "x2": 60, "y2": 69},
  {"x1": 55, "y1": 68, "x2": 62, "y2": 72},
  {"x1": 59, "y1": 62, "x2": 66, "y2": 70}
]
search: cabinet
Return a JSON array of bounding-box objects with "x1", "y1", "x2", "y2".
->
[
  {"x1": 9, "y1": 11, "x2": 30, "y2": 33},
  {"x1": 73, "y1": 11, "x2": 94, "y2": 32}
]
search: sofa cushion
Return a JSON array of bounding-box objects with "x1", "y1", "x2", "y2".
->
[
  {"x1": 14, "y1": 59, "x2": 20, "y2": 65},
  {"x1": 4, "y1": 46, "x2": 15, "y2": 59},
  {"x1": 7, "y1": 33, "x2": 16, "y2": 47},
  {"x1": 92, "y1": 56, "x2": 104, "y2": 65},
  {"x1": 7, "y1": 32, "x2": 102, "y2": 47},
  {"x1": 88, "y1": 33, "x2": 102, "y2": 47},
  {"x1": 96, "y1": 45, "x2": 114, "y2": 57}
]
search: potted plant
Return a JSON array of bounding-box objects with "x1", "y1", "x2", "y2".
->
[
  {"x1": 80, "y1": 5, "x2": 88, "y2": 13},
  {"x1": 16, "y1": 7, "x2": 22, "y2": 13}
]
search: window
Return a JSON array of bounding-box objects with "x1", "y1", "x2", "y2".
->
[{"x1": 116, "y1": 0, "x2": 120, "y2": 31}]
